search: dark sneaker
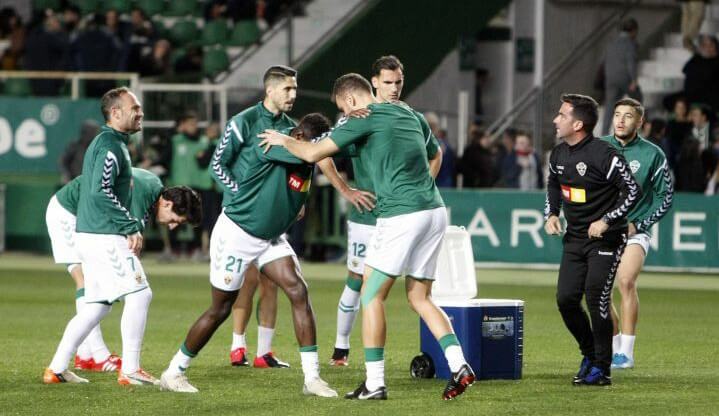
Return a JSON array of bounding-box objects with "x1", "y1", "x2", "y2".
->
[
  {"x1": 329, "y1": 348, "x2": 349, "y2": 367},
  {"x1": 575, "y1": 366, "x2": 612, "y2": 386},
  {"x1": 442, "y1": 364, "x2": 475, "y2": 400},
  {"x1": 572, "y1": 356, "x2": 592, "y2": 384},
  {"x1": 253, "y1": 352, "x2": 290, "y2": 368},
  {"x1": 344, "y1": 381, "x2": 387, "y2": 400}
]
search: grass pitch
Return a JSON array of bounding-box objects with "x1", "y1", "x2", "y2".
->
[{"x1": 0, "y1": 253, "x2": 717, "y2": 415}]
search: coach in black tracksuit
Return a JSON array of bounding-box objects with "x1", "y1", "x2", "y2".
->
[{"x1": 544, "y1": 94, "x2": 641, "y2": 386}]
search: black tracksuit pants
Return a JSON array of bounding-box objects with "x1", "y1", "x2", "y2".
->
[{"x1": 556, "y1": 231, "x2": 627, "y2": 373}]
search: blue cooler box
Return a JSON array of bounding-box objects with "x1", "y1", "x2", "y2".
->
[{"x1": 419, "y1": 299, "x2": 524, "y2": 380}]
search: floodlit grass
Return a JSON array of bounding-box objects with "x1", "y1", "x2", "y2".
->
[{"x1": 0, "y1": 253, "x2": 716, "y2": 415}]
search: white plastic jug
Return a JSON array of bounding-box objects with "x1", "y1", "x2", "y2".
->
[{"x1": 432, "y1": 226, "x2": 477, "y2": 301}]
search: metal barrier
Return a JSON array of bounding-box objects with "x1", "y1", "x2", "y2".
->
[{"x1": 0, "y1": 71, "x2": 140, "y2": 99}]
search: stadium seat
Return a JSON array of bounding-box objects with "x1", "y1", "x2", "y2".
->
[
  {"x1": 202, "y1": 47, "x2": 230, "y2": 78},
  {"x1": 165, "y1": 0, "x2": 196, "y2": 16},
  {"x1": 202, "y1": 19, "x2": 229, "y2": 45},
  {"x1": 137, "y1": 0, "x2": 165, "y2": 16},
  {"x1": 33, "y1": 0, "x2": 61, "y2": 12},
  {"x1": 104, "y1": 0, "x2": 132, "y2": 14},
  {"x1": 70, "y1": 0, "x2": 101, "y2": 15},
  {"x1": 2, "y1": 78, "x2": 32, "y2": 97},
  {"x1": 228, "y1": 20, "x2": 261, "y2": 47},
  {"x1": 169, "y1": 19, "x2": 199, "y2": 47},
  {"x1": 170, "y1": 47, "x2": 186, "y2": 66}
]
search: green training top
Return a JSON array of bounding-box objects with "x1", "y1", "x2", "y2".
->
[
  {"x1": 56, "y1": 168, "x2": 163, "y2": 230},
  {"x1": 210, "y1": 101, "x2": 297, "y2": 207},
  {"x1": 169, "y1": 133, "x2": 213, "y2": 190},
  {"x1": 346, "y1": 106, "x2": 440, "y2": 225},
  {"x1": 76, "y1": 125, "x2": 142, "y2": 236},
  {"x1": 211, "y1": 105, "x2": 310, "y2": 240},
  {"x1": 601, "y1": 134, "x2": 673, "y2": 233},
  {"x1": 329, "y1": 102, "x2": 444, "y2": 219}
]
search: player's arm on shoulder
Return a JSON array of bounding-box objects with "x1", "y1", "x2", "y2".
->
[{"x1": 258, "y1": 129, "x2": 340, "y2": 163}]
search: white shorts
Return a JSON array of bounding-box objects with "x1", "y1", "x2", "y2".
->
[
  {"x1": 76, "y1": 233, "x2": 148, "y2": 303},
  {"x1": 626, "y1": 232, "x2": 650, "y2": 256},
  {"x1": 346, "y1": 221, "x2": 375, "y2": 274},
  {"x1": 365, "y1": 207, "x2": 447, "y2": 280},
  {"x1": 46, "y1": 195, "x2": 81, "y2": 264},
  {"x1": 210, "y1": 212, "x2": 298, "y2": 291}
]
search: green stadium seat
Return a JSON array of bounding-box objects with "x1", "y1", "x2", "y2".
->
[
  {"x1": 202, "y1": 19, "x2": 229, "y2": 45},
  {"x1": 202, "y1": 47, "x2": 230, "y2": 78},
  {"x1": 170, "y1": 47, "x2": 186, "y2": 66},
  {"x1": 70, "y1": 0, "x2": 101, "y2": 15},
  {"x1": 2, "y1": 78, "x2": 32, "y2": 97},
  {"x1": 33, "y1": 0, "x2": 61, "y2": 12},
  {"x1": 104, "y1": 0, "x2": 132, "y2": 14},
  {"x1": 169, "y1": 19, "x2": 199, "y2": 46},
  {"x1": 228, "y1": 20, "x2": 261, "y2": 47},
  {"x1": 165, "y1": 0, "x2": 196, "y2": 16},
  {"x1": 137, "y1": 0, "x2": 165, "y2": 16}
]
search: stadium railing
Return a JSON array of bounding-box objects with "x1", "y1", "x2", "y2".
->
[{"x1": 0, "y1": 71, "x2": 140, "y2": 99}]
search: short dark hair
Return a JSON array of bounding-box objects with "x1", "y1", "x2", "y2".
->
[
  {"x1": 331, "y1": 73, "x2": 372, "y2": 103},
  {"x1": 100, "y1": 87, "x2": 131, "y2": 121},
  {"x1": 161, "y1": 186, "x2": 202, "y2": 226},
  {"x1": 296, "y1": 113, "x2": 331, "y2": 141},
  {"x1": 175, "y1": 110, "x2": 198, "y2": 126},
  {"x1": 620, "y1": 17, "x2": 638, "y2": 33},
  {"x1": 371, "y1": 55, "x2": 404, "y2": 77},
  {"x1": 614, "y1": 97, "x2": 645, "y2": 119},
  {"x1": 691, "y1": 103, "x2": 712, "y2": 120},
  {"x1": 648, "y1": 118, "x2": 666, "y2": 139},
  {"x1": 263, "y1": 65, "x2": 297, "y2": 86},
  {"x1": 560, "y1": 93, "x2": 599, "y2": 133}
]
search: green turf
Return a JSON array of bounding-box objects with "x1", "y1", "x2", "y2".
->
[{"x1": 0, "y1": 254, "x2": 717, "y2": 415}]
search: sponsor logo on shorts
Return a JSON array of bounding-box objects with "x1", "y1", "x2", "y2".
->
[
  {"x1": 351, "y1": 259, "x2": 359, "y2": 268},
  {"x1": 288, "y1": 174, "x2": 311, "y2": 192},
  {"x1": 135, "y1": 273, "x2": 142, "y2": 284},
  {"x1": 224, "y1": 274, "x2": 232, "y2": 285}
]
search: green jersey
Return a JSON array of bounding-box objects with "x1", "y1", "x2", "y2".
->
[
  {"x1": 211, "y1": 103, "x2": 310, "y2": 240},
  {"x1": 601, "y1": 135, "x2": 673, "y2": 233},
  {"x1": 169, "y1": 133, "x2": 213, "y2": 190},
  {"x1": 76, "y1": 125, "x2": 142, "y2": 236},
  {"x1": 56, "y1": 168, "x2": 163, "y2": 230},
  {"x1": 210, "y1": 102, "x2": 297, "y2": 207},
  {"x1": 329, "y1": 102, "x2": 444, "y2": 218},
  {"x1": 346, "y1": 107, "x2": 440, "y2": 225}
]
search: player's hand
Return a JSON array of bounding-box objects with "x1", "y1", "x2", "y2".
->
[
  {"x1": 347, "y1": 108, "x2": 371, "y2": 119},
  {"x1": 628, "y1": 222, "x2": 637, "y2": 237},
  {"x1": 588, "y1": 219, "x2": 609, "y2": 239},
  {"x1": 258, "y1": 130, "x2": 289, "y2": 153},
  {"x1": 342, "y1": 188, "x2": 376, "y2": 213},
  {"x1": 127, "y1": 232, "x2": 143, "y2": 256},
  {"x1": 544, "y1": 215, "x2": 563, "y2": 235}
]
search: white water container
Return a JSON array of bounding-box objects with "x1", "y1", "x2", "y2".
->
[{"x1": 431, "y1": 226, "x2": 477, "y2": 301}]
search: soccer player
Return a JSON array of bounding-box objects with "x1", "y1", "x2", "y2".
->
[
  {"x1": 44, "y1": 88, "x2": 184, "y2": 385},
  {"x1": 601, "y1": 98, "x2": 673, "y2": 369},
  {"x1": 258, "y1": 73, "x2": 474, "y2": 401},
  {"x1": 159, "y1": 72, "x2": 337, "y2": 396},
  {"x1": 329, "y1": 55, "x2": 442, "y2": 366},
  {"x1": 45, "y1": 168, "x2": 201, "y2": 376},
  {"x1": 544, "y1": 94, "x2": 641, "y2": 386}
]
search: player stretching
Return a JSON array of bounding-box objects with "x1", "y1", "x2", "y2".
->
[
  {"x1": 259, "y1": 73, "x2": 474, "y2": 401},
  {"x1": 329, "y1": 55, "x2": 442, "y2": 366},
  {"x1": 601, "y1": 98, "x2": 673, "y2": 369}
]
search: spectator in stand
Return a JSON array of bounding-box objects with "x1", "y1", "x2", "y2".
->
[
  {"x1": 679, "y1": 0, "x2": 710, "y2": 51},
  {"x1": 689, "y1": 103, "x2": 713, "y2": 150},
  {"x1": 499, "y1": 131, "x2": 543, "y2": 190},
  {"x1": 126, "y1": 8, "x2": 157, "y2": 73},
  {"x1": 682, "y1": 34, "x2": 719, "y2": 112},
  {"x1": 62, "y1": 5, "x2": 81, "y2": 42},
  {"x1": 0, "y1": 7, "x2": 25, "y2": 70},
  {"x1": 647, "y1": 118, "x2": 667, "y2": 148},
  {"x1": 70, "y1": 13, "x2": 120, "y2": 97},
  {"x1": 460, "y1": 124, "x2": 496, "y2": 188},
  {"x1": 601, "y1": 18, "x2": 639, "y2": 135},
  {"x1": 205, "y1": 0, "x2": 228, "y2": 21},
  {"x1": 58, "y1": 120, "x2": 100, "y2": 184},
  {"x1": 23, "y1": 11, "x2": 70, "y2": 96},
  {"x1": 664, "y1": 97, "x2": 693, "y2": 170},
  {"x1": 104, "y1": 9, "x2": 131, "y2": 70},
  {"x1": 676, "y1": 137, "x2": 708, "y2": 192},
  {"x1": 493, "y1": 127, "x2": 516, "y2": 182},
  {"x1": 425, "y1": 112, "x2": 456, "y2": 187},
  {"x1": 139, "y1": 38, "x2": 171, "y2": 77}
]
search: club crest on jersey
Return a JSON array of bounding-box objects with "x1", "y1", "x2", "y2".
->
[
  {"x1": 576, "y1": 162, "x2": 587, "y2": 176},
  {"x1": 288, "y1": 174, "x2": 311, "y2": 192},
  {"x1": 630, "y1": 160, "x2": 640, "y2": 174}
]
